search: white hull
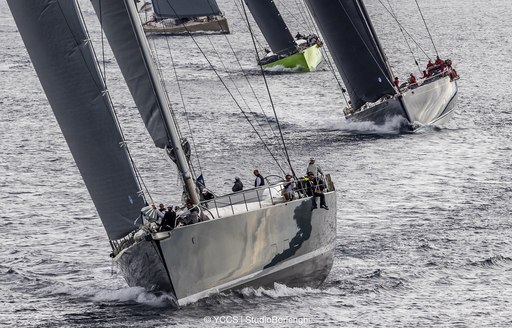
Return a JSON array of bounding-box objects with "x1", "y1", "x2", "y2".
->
[
  {"x1": 402, "y1": 76, "x2": 459, "y2": 127},
  {"x1": 345, "y1": 75, "x2": 459, "y2": 131}
]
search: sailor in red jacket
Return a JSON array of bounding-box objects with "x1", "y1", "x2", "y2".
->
[
  {"x1": 426, "y1": 60, "x2": 434, "y2": 73},
  {"x1": 435, "y1": 55, "x2": 446, "y2": 72},
  {"x1": 407, "y1": 73, "x2": 417, "y2": 86},
  {"x1": 435, "y1": 55, "x2": 444, "y2": 66},
  {"x1": 393, "y1": 76, "x2": 400, "y2": 89}
]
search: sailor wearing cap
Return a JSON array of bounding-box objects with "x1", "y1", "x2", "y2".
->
[{"x1": 306, "y1": 157, "x2": 323, "y2": 177}]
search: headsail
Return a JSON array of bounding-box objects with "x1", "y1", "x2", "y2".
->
[
  {"x1": 152, "y1": 0, "x2": 222, "y2": 19},
  {"x1": 305, "y1": 0, "x2": 395, "y2": 109},
  {"x1": 244, "y1": 0, "x2": 297, "y2": 56},
  {"x1": 8, "y1": 0, "x2": 146, "y2": 240}
]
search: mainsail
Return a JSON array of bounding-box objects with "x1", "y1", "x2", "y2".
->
[
  {"x1": 244, "y1": 0, "x2": 297, "y2": 56},
  {"x1": 152, "y1": 0, "x2": 222, "y2": 19},
  {"x1": 91, "y1": 1, "x2": 170, "y2": 149},
  {"x1": 305, "y1": 0, "x2": 395, "y2": 109},
  {"x1": 91, "y1": 0, "x2": 200, "y2": 205},
  {"x1": 8, "y1": 0, "x2": 145, "y2": 240}
]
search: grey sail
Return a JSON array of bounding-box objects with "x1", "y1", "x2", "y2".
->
[
  {"x1": 305, "y1": 0, "x2": 395, "y2": 109},
  {"x1": 91, "y1": 0, "x2": 200, "y2": 204},
  {"x1": 90, "y1": 1, "x2": 171, "y2": 149},
  {"x1": 244, "y1": 0, "x2": 297, "y2": 56},
  {"x1": 7, "y1": 0, "x2": 146, "y2": 240},
  {"x1": 152, "y1": 0, "x2": 221, "y2": 19},
  {"x1": 9, "y1": 0, "x2": 339, "y2": 306}
]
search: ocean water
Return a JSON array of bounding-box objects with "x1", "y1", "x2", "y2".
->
[{"x1": 1, "y1": 0, "x2": 511, "y2": 327}]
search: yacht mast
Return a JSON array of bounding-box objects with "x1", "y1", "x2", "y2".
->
[
  {"x1": 124, "y1": 0, "x2": 200, "y2": 204},
  {"x1": 356, "y1": 0, "x2": 394, "y2": 82}
]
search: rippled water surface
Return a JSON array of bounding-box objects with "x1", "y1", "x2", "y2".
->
[{"x1": 1, "y1": 0, "x2": 511, "y2": 327}]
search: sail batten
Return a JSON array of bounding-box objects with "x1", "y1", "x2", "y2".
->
[
  {"x1": 152, "y1": 0, "x2": 222, "y2": 19},
  {"x1": 8, "y1": 0, "x2": 146, "y2": 240},
  {"x1": 244, "y1": 0, "x2": 297, "y2": 56},
  {"x1": 305, "y1": 0, "x2": 395, "y2": 109}
]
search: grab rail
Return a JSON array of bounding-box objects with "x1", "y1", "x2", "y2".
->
[
  {"x1": 200, "y1": 174, "x2": 334, "y2": 218},
  {"x1": 109, "y1": 174, "x2": 335, "y2": 256}
]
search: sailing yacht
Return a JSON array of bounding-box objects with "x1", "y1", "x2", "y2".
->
[
  {"x1": 8, "y1": 0, "x2": 337, "y2": 306},
  {"x1": 138, "y1": 0, "x2": 230, "y2": 35},
  {"x1": 243, "y1": 0, "x2": 323, "y2": 72},
  {"x1": 305, "y1": 0, "x2": 459, "y2": 131}
]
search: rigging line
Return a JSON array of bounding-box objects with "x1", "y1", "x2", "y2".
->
[
  {"x1": 149, "y1": 38, "x2": 201, "y2": 181},
  {"x1": 148, "y1": 40, "x2": 176, "y2": 134},
  {"x1": 138, "y1": 1, "x2": 154, "y2": 26},
  {"x1": 75, "y1": 1, "x2": 151, "y2": 205},
  {"x1": 124, "y1": 4, "x2": 177, "y2": 151},
  {"x1": 149, "y1": 1, "x2": 202, "y2": 142},
  {"x1": 376, "y1": 0, "x2": 430, "y2": 60},
  {"x1": 385, "y1": 0, "x2": 421, "y2": 74},
  {"x1": 148, "y1": 0, "x2": 228, "y2": 181},
  {"x1": 383, "y1": 1, "x2": 410, "y2": 76},
  {"x1": 162, "y1": 37, "x2": 203, "y2": 176},
  {"x1": 139, "y1": 1, "x2": 149, "y2": 22},
  {"x1": 332, "y1": 0, "x2": 395, "y2": 90},
  {"x1": 219, "y1": 32, "x2": 282, "y2": 144},
  {"x1": 274, "y1": 0, "x2": 308, "y2": 32},
  {"x1": 98, "y1": 1, "x2": 106, "y2": 81},
  {"x1": 295, "y1": 0, "x2": 309, "y2": 31},
  {"x1": 157, "y1": 0, "x2": 285, "y2": 171},
  {"x1": 322, "y1": 47, "x2": 350, "y2": 107},
  {"x1": 69, "y1": 3, "x2": 106, "y2": 94},
  {"x1": 302, "y1": 1, "x2": 349, "y2": 104},
  {"x1": 203, "y1": 0, "x2": 230, "y2": 33},
  {"x1": 146, "y1": 0, "x2": 229, "y2": 36},
  {"x1": 414, "y1": 0, "x2": 438, "y2": 56},
  {"x1": 184, "y1": 25, "x2": 287, "y2": 175},
  {"x1": 239, "y1": 1, "x2": 288, "y2": 162},
  {"x1": 301, "y1": 3, "x2": 349, "y2": 107},
  {"x1": 294, "y1": 0, "x2": 309, "y2": 31},
  {"x1": 204, "y1": 34, "x2": 280, "y2": 147},
  {"x1": 145, "y1": 0, "x2": 205, "y2": 176},
  {"x1": 154, "y1": 0, "x2": 229, "y2": 35},
  {"x1": 219, "y1": 36, "x2": 288, "y2": 163},
  {"x1": 147, "y1": 37, "x2": 184, "y2": 140},
  {"x1": 233, "y1": 0, "x2": 266, "y2": 52},
  {"x1": 296, "y1": 0, "x2": 315, "y2": 32},
  {"x1": 357, "y1": 0, "x2": 395, "y2": 83},
  {"x1": 241, "y1": 0, "x2": 295, "y2": 177},
  {"x1": 153, "y1": 0, "x2": 285, "y2": 170},
  {"x1": 300, "y1": 2, "x2": 321, "y2": 44}
]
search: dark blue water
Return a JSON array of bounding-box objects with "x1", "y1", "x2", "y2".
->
[{"x1": 1, "y1": 0, "x2": 511, "y2": 327}]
